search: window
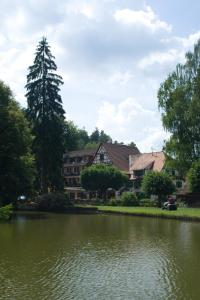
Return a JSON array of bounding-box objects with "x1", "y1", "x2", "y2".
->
[
  {"x1": 134, "y1": 170, "x2": 144, "y2": 177},
  {"x1": 176, "y1": 180, "x2": 182, "y2": 188},
  {"x1": 100, "y1": 153, "x2": 104, "y2": 162}
]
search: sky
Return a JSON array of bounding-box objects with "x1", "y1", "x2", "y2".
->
[{"x1": 1, "y1": 0, "x2": 200, "y2": 152}]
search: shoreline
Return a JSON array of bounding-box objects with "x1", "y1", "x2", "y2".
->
[
  {"x1": 93, "y1": 206, "x2": 200, "y2": 222},
  {"x1": 12, "y1": 205, "x2": 200, "y2": 223}
]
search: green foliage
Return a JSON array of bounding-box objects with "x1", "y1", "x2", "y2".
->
[
  {"x1": 0, "y1": 205, "x2": 13, "y2": 221},
  {"x1": 0, "y1": 81, "x2": 35, "y2": 205},
  {"x1": 90, "y1": 128, "x2": 112, "y2": 144},
  {"x1": 121, "y1": 192, "x2": 139, "y2": 207},
  {"x1": 187, "y1": 160, "x2": 200, "y2": 192},
  {"x1": 63, "y1": 122, "x2": 138, "y2": 152},
  {"x1": 35, "y1": 192, "x2": 71, "y2": 212},
  {"x1": 142, "y1": 171, "x2": 175, "y2": 206},
  {"x1": 139, "y1": 198, "x2": 156, "y2": 207},
  {"x1": 127, "y1": 141, "x2": 137, "y2": 149},
  {"x1": 81, "y1": 164, "x2": 128, "y2": 200},
  {"x1": 84, "y1": 142, "x2": 99, "y2": 150},
  {"x1": 26, "y1": 37, "x2": 65, "y2": 192},
  {"x1": 64, "y1": 121, "x2": 90, "y2": 151},
  {"x1": 158, "y1": 39, "x2": 200, "y2": 175},
  {"x1": 108, "y1": 197, "x2": 122, "y2": 206}
]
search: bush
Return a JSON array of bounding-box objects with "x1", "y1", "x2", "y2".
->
[
  {"x1": 121, "y1": 192, "x2": 139, "y2": 207},
  {"x1": 139, "y1": 198, "x2": 156, "y2": 207},
  {"x1": 0, "y1": 204, "x2": 13, "y2": 221},
  {"x1": 35, "y1": 192, "x2": 71, "y2": 212},
  {"x1": 109, "y1": 198, "x2": 122, "y2": 206}
]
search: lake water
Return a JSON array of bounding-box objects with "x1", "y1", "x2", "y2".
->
[{"x1": 0, "y1": 212, "x2": 200, "y2": 300}]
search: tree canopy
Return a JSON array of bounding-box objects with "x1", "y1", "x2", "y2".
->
[
  {"x1": 158, "y1": 40, "x2": 200, "y2": 175},
  {"x1": 26, "y1": 37, "x2": 65, "y2": 193},
  {"x1": 81, "y1": 164, "x2": 128, "y2": 200},
  {"x1": 142, "y1": 171, "x2": 175, "y2": 207},
  {"x1": 0, "y1": 81, "x2": 35, "y2": 205},
  {"x1": 187, "y1": 160, "x2": 200, "y2": 193}
]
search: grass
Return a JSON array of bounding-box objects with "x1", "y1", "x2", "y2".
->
[{"x1": 94, "y1": 206, "x2": 200, "y2": 222}]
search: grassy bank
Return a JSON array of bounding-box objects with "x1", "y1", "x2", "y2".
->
[{"x1": 95, "y1": 206, "x2": 200, "y2": 222}]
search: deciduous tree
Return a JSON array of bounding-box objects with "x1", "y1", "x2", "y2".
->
[
  {"x1": 142, "y1": 171, "x2": 175, "y2": 207},
  {"x1": 81, "y1": 164, "x2": 128, "y2": 201},
  {"x1": 187, "y1": 160, "x2": 200, "y2": 193},
  {"x1": 158, "y1": 40, "x2": 200, "y2": 175},
  {"x1": 0, "y1": 81, "x2": 35, "y2": 205}
]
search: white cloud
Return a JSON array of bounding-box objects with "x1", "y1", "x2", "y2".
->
[
  {"x1": 114, "y1": 6, "x2": 172, "y2": 33},
  {"x1": 138, "y1": 49, "x2": 183, "y2": 69},
  {"x1": 137, "y1": 30, "x2": 200, "y2": 73},
  {"x1": 96, "y1": 97, "x2": 167, "y2": 152},
  {"x1": 65, "y1": 2, "x2": 95, "y2": 19},
  {"x1": 109, "y1": 71, "x2": 133, "y2": 85}
]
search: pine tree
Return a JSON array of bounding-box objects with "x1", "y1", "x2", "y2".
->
[{"x1": 26, "y1": 37, "x2": 65, "y2": 193}]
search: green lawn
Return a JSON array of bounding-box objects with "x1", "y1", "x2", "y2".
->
[{"x1": 95, "y1": 206, "x2": 200, "y2": 221}]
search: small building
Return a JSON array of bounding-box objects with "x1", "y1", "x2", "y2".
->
[
  {"x1": 129, "y1": 151, "x2": 165, "y2": 191},
  {"x1": 129, "y1": 151, "x2": 185, "y2": 192}
]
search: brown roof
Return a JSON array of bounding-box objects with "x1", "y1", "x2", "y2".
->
[
  {"x1": 130, "y1": 151, "x2": 165, "y2": 172},
  {"x1": 100, "y1": 143, "x2": 140, "y2": 172},
  {"x1": 64, "y1": 148, "x2": 98, "y2": 158}
]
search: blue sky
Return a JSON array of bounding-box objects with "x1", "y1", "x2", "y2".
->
[{"x1": 0, "y1": 0, "x2": 200, "y2": 152}]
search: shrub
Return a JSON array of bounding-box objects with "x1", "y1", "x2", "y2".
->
[
  {"x1": 121, "y1": 192, "x2": 139, "y2": 207},
  {"x1": 187, "y1": 160, "x2": 200, "y2": 193},
  {"x1": 109, "y1": 198, "x2": 122, "y2": 206},
  {"x1": 139, "y1": 198, "x2": 156, "y2": 207},
  {"x1": 35, "y1": 192, "x2": 71, "y2": 212},
  {"x1": 142, "y1": 171, "x2": 175, "y2": 207},
  {"x1": 0, "y1": 204, "x2": 13, "y2": 221}
]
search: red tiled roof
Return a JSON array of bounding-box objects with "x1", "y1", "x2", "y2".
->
[{"x1": 130, "y1": 151, "x2": 165, "y2": 172}]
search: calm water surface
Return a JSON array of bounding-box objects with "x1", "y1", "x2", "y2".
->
[{"x1": 0, "y1": 212, "x2": 200, "y2": 300}]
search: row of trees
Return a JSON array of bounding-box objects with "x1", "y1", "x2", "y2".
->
[{"x1": 64, "y1": 123, "x2": 112, "y2": 151}]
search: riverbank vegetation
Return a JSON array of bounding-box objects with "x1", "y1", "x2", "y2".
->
[
  {"x1": 35, "y1": 192, "x2": 71, "y2": 212},
  {"x1": 0, "y1": 205, "x2": 13, "y2": 221}
]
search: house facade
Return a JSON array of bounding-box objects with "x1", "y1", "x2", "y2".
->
[
  {"x1": 63, "y1": 148, "x2": 97, "y2": 200},
  {"x1": 63, "y1": 143, "x2": 140, "y2": 200}
]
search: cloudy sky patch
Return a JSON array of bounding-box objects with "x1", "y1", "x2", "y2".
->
[{"x1": 1, "y1": 0, "x2": 200, "y2": 152}]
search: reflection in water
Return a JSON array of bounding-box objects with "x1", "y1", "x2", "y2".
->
[{"x1": 0, "y1": 213, "x2": 200, "y2": 299}]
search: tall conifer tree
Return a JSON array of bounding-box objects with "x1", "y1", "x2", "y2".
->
[{"x1": 26, "y1": 37, "x2": 65, "y2": 193}]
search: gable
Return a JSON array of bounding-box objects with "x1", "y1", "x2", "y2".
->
[{"x1": 93, "y1": 145, "x2": 112, "y2": 165}]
